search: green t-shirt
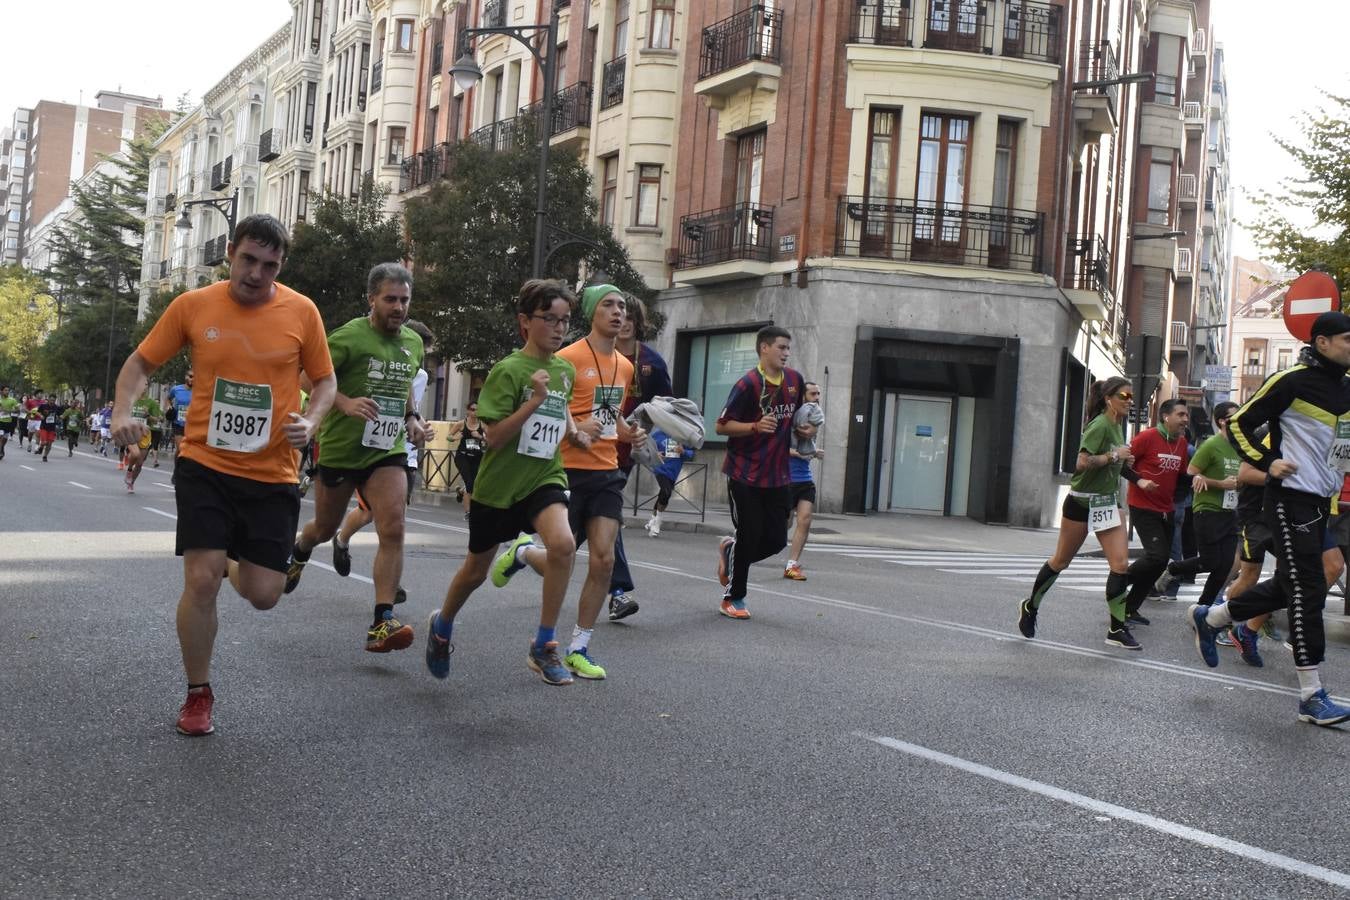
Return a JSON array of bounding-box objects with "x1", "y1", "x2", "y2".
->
[
  {"x1": 131, "y1": 396, "x2": 163, "y2": 429},
  {"x1": 471, "y1": 349, "x2": 576, "y2": 509},
  {"x1": 0, "y1": 396, "x2": 18, "y2": 422},
  {"x1": 317, "y1": 316, "x2": 426, "y2": 470},
  {"x1": 1070, "y1": 413, "x2": 1125, "y2": 500},
  {"x1": 1190, "y1": 431, "x2": 1240, "y2": 514},
  {"x1": 63, "y1": 408, "x2": 83, "y2": 430}
]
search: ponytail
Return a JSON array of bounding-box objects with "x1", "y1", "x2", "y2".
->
[{"x1": 1086, "y1": 376, "x2": 1132, "y2": 422}]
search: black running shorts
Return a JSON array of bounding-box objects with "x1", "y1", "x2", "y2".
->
[
  {"x1": 173, "y1": 456, "x2": 301, "y2": 572},
  {"x1": 565, "y1": 468, "x2": 626, "y2": 543},
  {"x1": 790, "y1": 480, "x2": 817, "y2": 508},
  {"x1": 467, "y1": 485, "x2": 569, "y2": 555}
]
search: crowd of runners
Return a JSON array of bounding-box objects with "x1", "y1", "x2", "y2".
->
[{"x1": 21, "y1": 211, "x2": 1331, "y2": 738}]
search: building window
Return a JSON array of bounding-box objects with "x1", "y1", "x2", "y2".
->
[
  {"x1": 634, "y1": 164, "x2": 661, "y2": 227},
  {"x1": 650, "y1": 0, "x2": 675, "y2": 49},
  {"x1": 993, "y1": 119, "x2": 1018, "y2": 210},
  {"x1": 1146, "y1": 161, "x2": 1172, "y2": 225},
  {"x1": 613, "y1": 0, "x2": 629, "y2": 57},
  {"x1": 304, "y1": 81, "x2": 318, "y2": 141},
  {"x1": 1153, "y1": 33, "x2": 1181, "y2": 105},
  {"x1": 735, "y1": 129, "x2": 766, "y2": 206},
  {"x1": 866, "y1": 108, "x2": 900, "y2": 199},
  {"x1": 914, "y1": 113, "x2": 971, "y2": 261},
  {"x1": 600, "y1": 154, "x2": 619, "y2": 227},
  {"x1": 1278, "y1": 348, "x2": 1292, "y2": 370},
  {"x1": 387, "y1": 126, "x2": 406, "y2": 165},
  {"x1": 680, "y1": 329, "x2": 762, "y2": 443},
  {"x1": 396, "y1": 19, "x2": 415, "y2": 52},
  {"x1": 556, "y1": 42, "x2": 569, "y2": 89},
  {"x1": 351, "y1": 142, "x2": 363, "y2": 194},
  {"x1": 298, "y1": 170, "x2": 311, "y2": 221}
]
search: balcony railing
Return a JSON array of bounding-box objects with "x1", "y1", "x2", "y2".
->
[
  {"x1": 601, "y1": 56, "x2": 626, "y2": 110},
  {"x1": 1242, "y1": 364, "x2": 1264, "y2": 378},
  {"x1": 399, "y1": 143, "x2": 455, "y2": 193},
  {"x1": 1177, "y1": 247, "x2": 1193, "y2": 274},
  {"x1": 523, "y1": 82, "x2": 593, "y2": 136},
  {"x1": 1075, "y1": 40, "x2": 1119, "y2": 106},
  {"x1": 1178, "y1": 173, "x2": 1198, "y2": 202},
  {"x1": 849, "y1": 1, "x2": 914, "y2": 47},
  {"x1": 201, "y1": 235, "x2": 227, "y2": 267},
  {"x1": 1065, "y1": 234, "x2": 1111, "y2": 294},
  {"x1": 258, "y1": 129, "x2": 280, "y2": 162},
  {"x1": 835, "y1": 196, "x2": 1044, "y2": 273},
  {"x1": 1001, "y1": 0, "x2": 1061, "y2": 65},
  {"x1": 678, "y1": 202, "x2": 775, "y2": 268},
  {"x1": 163, "y1": 192, "x2": 177, "y2": 213},
  {"x1": 923, "y1": 0, "x2": 993, "y2": 55},
  {"x1": 468, "y1": 117, "x2": 519, "y2": 151},
  {"x1": 371, "y1": 61, "x2": 383, "y2": 93},
  {"x1": 210, "y1": 157, "x2": 232, "y2": 191},
  {"x1": 1170, "y1": 320, "x2": 1189, "y2": 349},
  {"x1": 482, "y1": 0, "x2": 506, "y2": 28},
  {"x1": 699, "y1": 5, "x2": 781, "y2": 81}
]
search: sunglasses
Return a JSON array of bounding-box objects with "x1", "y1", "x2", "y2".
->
[{"x1": 1114, "y1": 392, "x2": 1134, "y2": 402}]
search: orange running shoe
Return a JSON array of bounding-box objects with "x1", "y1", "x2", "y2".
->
[{"x1": 784, "y1": 562, "x2": 807, "y2": 581}]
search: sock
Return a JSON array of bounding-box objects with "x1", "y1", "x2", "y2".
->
[
  {"x1": 1029, "y1": 563, "x2": 1060, "y2": 609},
  {"x1": 787, "y1": 559, "x2": 798, "y2": 568},
  {"x1": 187, "y1": 682, "x2": 210, "y2": 693},
  {"x1": 515, "y1": 540, "x2": 533, "y2": 566},
  {"x1": 373, "y1": 603, "x2": 393, "y2": 625},
  {"x1": 334, "y1": 535, "x2": 348, "y2": 549},
  {"x1": 1296, "y1": 666, "x2": 1323, "y2": 701},
  {"x1": 1105, "y1": 572, "x2": 1130, "y2": 626},
  {"x1": 292, "y1": 540, "x2": 311, "y2": 562},
  {"x1": 569, "y1": 626, "x2": 593, "y2": 655},
  {"x1": 432, "y1": 611, "x2": 453, "y2": 640},
  {"x1": 534, "y1": 625, "x2": 555, "y2": 649},
  {"x1": 1204, "y1": 603, "x2": 1233, "y2": 628}
]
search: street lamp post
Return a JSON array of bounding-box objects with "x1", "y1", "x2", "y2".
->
[{"x1": 175, "y1": 187, "x2": 240, "y2": 246}]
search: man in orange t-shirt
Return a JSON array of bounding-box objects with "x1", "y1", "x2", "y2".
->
[
  {"x1": 111, "y1": 214, "x2": 336, "y2": 738},
  {"x1": 494, "y1": 284, "x2": 645, "y2": 681}
]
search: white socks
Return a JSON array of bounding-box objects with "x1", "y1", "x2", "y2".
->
[
  {"x1": 570, "y1": 626, "x2": 593, "y2": 655},
  {"x1": 1296, "y1": 666, "x2": 1323, "y2": 700},
  {"x1": 1204, "y1": 603, "x2": 1233, "y2": 628}
]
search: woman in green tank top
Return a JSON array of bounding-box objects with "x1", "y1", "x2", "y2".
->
[{"x1": 1017, "y1": 375, "x2": 1160, "y2": 651}]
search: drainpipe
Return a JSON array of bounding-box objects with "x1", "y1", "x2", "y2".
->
[{"x1": 794, "y1": 0, "x2": 829, "y2": 287}]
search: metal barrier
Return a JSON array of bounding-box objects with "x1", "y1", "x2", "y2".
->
[
  {"x1": 417, "y1": 447, "x2": 464, "y2": 494},
  {"x1": 628, "y1": 462, "x2": 709, "y2": 523}
]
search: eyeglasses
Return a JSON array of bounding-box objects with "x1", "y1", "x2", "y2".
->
[
  {"x1": 1115, "y1": 392, "x2": 1134, "y2": 401},
  {"x1": 531, "y1": 314, "x2": 571, "y2": 328}
]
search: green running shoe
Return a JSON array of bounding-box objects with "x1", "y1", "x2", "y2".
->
[
  {"x1": 564, "y1": 649, "x2": 607, "y2": 680},
  {"x1": 491, "y1": 533, "x2": 535, "y2": 588}
]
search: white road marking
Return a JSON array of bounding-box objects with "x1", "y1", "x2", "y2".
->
[
  {"x1": 142, "y1": 507, "x2": 177, "y2": 521},
  {"x1": 858, "y1": 732, "x2": 1350, "y2": 891},
  {"x1": 308, "y1": 560, "x2": 375, "y2": 585},
  {"x1": 154, "y1": 482, "x2": 174, "y2": 489},
  {"x1": 68, "y1": 481, "x2": 91, "y2": 490},
  {"x1": 20, "y1": 464, "x2": 34, "y2": 471}
]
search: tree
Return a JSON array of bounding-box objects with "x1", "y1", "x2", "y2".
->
[
  {"x1": 130, "y1": 286, "x2": 191, "y2": 385},
  {"x1": 403, "y1": 118, "x2": 652, "y2": 370},
  {"x1": 1249, "y1": 92, "x2": 1350, "y2": 291},
  {"x1": 0, "y1": 266, "x2": 58, "y2": 386},
  {"x1": 281, "y1": 180, "x2": 407, "y2": 331},
  {"x1": 39, "y1": 296, "x2": 137, "y2": 400}
]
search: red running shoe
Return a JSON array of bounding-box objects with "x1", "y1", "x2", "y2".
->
[{"x1": 176, "y1": 686, "x2": 215, "y2": 736}]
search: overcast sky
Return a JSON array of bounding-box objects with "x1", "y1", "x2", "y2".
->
[{"x1": 4, "y1": 1, "x2": 1345, "y2": 265}]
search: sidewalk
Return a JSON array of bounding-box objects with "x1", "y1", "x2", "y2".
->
[{"x1": 412, "y1": 487, "x2": 1350, "y2": 642}]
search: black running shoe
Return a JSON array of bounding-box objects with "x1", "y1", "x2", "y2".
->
[
  {"x1": 1125, "y1": 611, "x2": 1150, "y2": 627},
  {"x1": 1106, "y1": 625, "x2": 1142, "y2": 651},
  {"x1": 1017, "y1": 599, "x2": 1037, "y2": 639},
  {"x1": 283, "y1": 543, "x2": 310, "y2": 594},
  {"x1": 332, "y1": 539, "x2": 351, "y2": 577},
  {"x1": 608, "y1": 591, "x2": 640, "y2": 621}
]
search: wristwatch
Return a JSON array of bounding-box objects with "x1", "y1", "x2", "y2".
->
[{"x1": 1108, "y1": 449, "x2": 1119, "y2": 463}]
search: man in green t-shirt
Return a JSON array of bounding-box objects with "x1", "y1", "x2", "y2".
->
[
  {"x1": 424, "y1": 279, "x2": 592, "y2": 686},
  {"x1": 63, "y1": 402, "x2": 84, "y2": 456},
  {"x1": 284, "y1": 263, "x2": 427, "y2": 654},
  {"x1": 0, "y1": 386, "x2": 19, "y2": 460},
  {"x1": 123, "y1": 394, "x2": 163, "y2": 491},
  {"x1": 1168, "y1": 401, "x2": 1241, "y2": 609}
]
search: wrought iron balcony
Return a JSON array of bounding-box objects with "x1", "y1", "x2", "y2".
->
[
  {"x1": 522, "y1": 82, "x2": 593, "y2": 137},
  {"x1": 922, "y1": 0, "x2": 993, "y2": 55},
  {"x1": 601, "y1": 56, "x2": 626, "y2": 110},
  {"x1": 835, "y1": 196, "x2": 1044, "y2": 272},
  {"x1": 201, "y1": 235, "x2": 227, "y2": 267},
  {"x1": 371, "y1": 60, "x2": 383, "y2": 93},
  {"x1": 849, "y1": 1, "x2": 914, "y2": 47},
  {"x1": 1075, "y1": 40, "x2": 1119, "y2": 104},
  {"x1": 678, "y1": 202, "x2": 774, "y2": 269},
  {"x1": 398, "y1": 143, "x2": 455, "y2": 194},
  {"x1": 1001, "y1": 0, "x2": 1061, "y2": 65},
  {"x1": 698, "y1": 4, "x2": 781, "y2": 81},
  {"x1": 210, "y1": 157, "x2": 232, "y2": 191},
  {"x1": 1065, "y1": 234, "x2": 1111, "y2": 294},
  {"x1": 467, "y1": 117, "x2": 519, "y2": 151},
  {"x1": 259, "y1": 129, "x2": 279, "y2": 162},
  {"x1": 482, "y1": 0, "x2": 506, "y2": 28},
  {"x1": 431, "y1": 41, "x2": 444, "y2": 80},
  {"x1": 163, "y1": 192, "x2": 177, "y2": 213}
]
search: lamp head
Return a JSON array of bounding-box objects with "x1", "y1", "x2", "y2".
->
[
  {"x1": 450, "y1": 52, "x2": 483, "y2": 93},
  {"x1": 175, "y1": 208, "x2": 193, "y2": 234}
]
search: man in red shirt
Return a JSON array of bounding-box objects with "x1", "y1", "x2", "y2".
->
[{"x1": 1123, "y1": 398, "x2": 1190, "y2": 627}]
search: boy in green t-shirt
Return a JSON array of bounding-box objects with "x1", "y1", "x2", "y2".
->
[
  {"x1": 124, "y1": 393, "x2": 163, "y2": 492},
  {"x1": 425, "y1": 279, "x2": 593, "y2": 686},
  {"x1": 63, "y1": 402, "x2": 84, "y2": 456},
  {"x1": 1169, "y1": 401, "x2": 1242, "y2": 609}
]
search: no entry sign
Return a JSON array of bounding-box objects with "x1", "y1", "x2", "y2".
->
[{"x1": 1283, "y1": 271, "x2": 1342, "y2": 342}]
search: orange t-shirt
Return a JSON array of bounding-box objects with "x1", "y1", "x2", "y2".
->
[
  {"x1": 558, "y1": 338, "x2": 634, "y2": 471},
  {"x1": 135, "y1": 280, "x2": 334, "y2": 483}
]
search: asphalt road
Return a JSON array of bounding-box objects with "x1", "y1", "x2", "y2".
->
[{"x1": 5, "y1": 445, "x2": 1350, "y2": 898}]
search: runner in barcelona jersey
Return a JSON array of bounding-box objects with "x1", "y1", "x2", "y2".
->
[
  {"x1": 111, "y1": 214, "x2": 335, "y2": 738},
  {"x1": 283, "y1": 263, "x2": 428, "y2": 655}
]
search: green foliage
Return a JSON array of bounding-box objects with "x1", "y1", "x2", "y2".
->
[
  {"x1": 131, "y1": 286, "x2": 192, "y2": 385},
  {"x1": 1248, "y1": 91, "x2": 1350, "y2": 292},
  {"x1": 281, "y1": 180, "x2": 407, "y2": 332},
  {"x1": 0, "y1": 265, "x2": 57, "y2": 385},
  {"x1": 40, "y1": 297, "x2": 137, "y2": 399},
  {"x1": 403, "y1": 117, "x2": 652, "y2": 370}
]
